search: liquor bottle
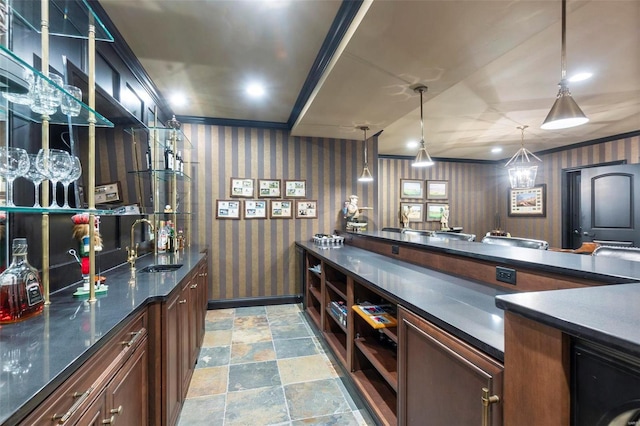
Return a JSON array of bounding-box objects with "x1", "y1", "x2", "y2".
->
[
  {"x1": 145, "y1": 143, "x2": 153, "y2": 171},
  {"x1": 0, "y1": 238, "x2": 44, "y2": 324},
  {"x1": 175, "y1": 150, "x2": 182, "y2": 172},
  {"x1": 157, "y1": 221, "x2": 168, "y2": 253},
  {"x1": 164, "y1": 141, "x2": 174, "y2": 170},
  {"x1": 177, "y1": 229, "x2": 185, "y2": 250}
]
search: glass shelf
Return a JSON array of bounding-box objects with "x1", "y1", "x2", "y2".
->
[
  {"x1": 128, "y1": 126, "x2": 193, "y2": 150},
  {"x1": 128, "y1": 169, "x2": 192, "y2": 182},
  {"x1": 0, "y1": 46, "x2": 113, "y2": 126},
  {"x1": 0, "y1": 205, "x2": 118, "y2": 215},
  {"x1": 11, "y1": 0, "x2": 114, "y2": 42}
]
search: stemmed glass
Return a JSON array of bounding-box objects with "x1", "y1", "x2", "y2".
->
[
  {"x1": 0, "y1": 147, "x2": 30, "y2": 207},
  {"x1": 60, "y1": 156, "x2": 82, "y2": 208},
  {"x1": 24, "y1": 154, "x2": 46, "y2": 208},
  {"x1": 35, "y1": 148, "x2": 72, "y2": 208}
]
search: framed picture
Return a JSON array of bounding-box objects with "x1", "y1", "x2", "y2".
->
[
  {"x1": 270, "y1": 200, "x2": 293, "y2": 219},
  {"x1": 508, "y1": 184, "x2": 547, "y2": 217},
  {"x1": 400, "y1": 202, "x2": 424, "y2": 222},
  {"x1": 230, "y1": 178, "x2": 254, "y2": 198},
  {"x1": 400, "y1": 179, "x2": 424, "y2": 199},
  {"x1": 243, "y1": 200, "x2": 268, "y2": 219},
  {"x1": 426, "y1": 180, "x2": 449, "y2": 199},
  {"x1": 295, "y1": 200, "x2": 318, "y2": 219},
  {"x1": 285, "y1": 180, "x2": 306, "y2": 198},
  {"x1": 426, "y1": 203, "x2": 449, "y2": 222},
  {"x1": 258, "y1": 179, "x2": 281, "y2": 198},
  {"x1": 216, "y1": 200, "x2": 241, "y2": 219}
]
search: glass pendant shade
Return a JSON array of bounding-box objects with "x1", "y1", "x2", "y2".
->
[
  {"x1": 541, "y1": 83, "x2": 589, "y2": 129},
  {"x1": 357, "y1": 126, "x2": 373, "y2": 183},
  {"x1": 506, "y1": 126, "x2": 542, "y2": 189},
  {"x1": 411, "y1": 85, "x2": 434, "y2": 168}
]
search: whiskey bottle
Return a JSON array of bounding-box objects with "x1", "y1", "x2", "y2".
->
[{"x1": 0, "y1": 238, "x2": 44, "y2": 324}]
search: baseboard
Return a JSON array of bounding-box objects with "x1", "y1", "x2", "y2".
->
[{"x1": 207, "y1": 294, "x2": 303, "y2": 310}]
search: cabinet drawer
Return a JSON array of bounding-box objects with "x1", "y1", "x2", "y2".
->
[{"x1": 19, "y1": 311, "x2": 147, "y2": 425}]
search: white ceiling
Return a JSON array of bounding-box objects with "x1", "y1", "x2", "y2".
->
[{"x1": 99, "y1": 0, "x2": 640, "y2": 160}]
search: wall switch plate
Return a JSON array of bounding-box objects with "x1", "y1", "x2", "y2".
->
[
  {"x1": 391, "y1": 245, "x2": 400, "y2": 255},
  {"x1": 496, "y1": 266, "x2": 516, "y2": 285}
]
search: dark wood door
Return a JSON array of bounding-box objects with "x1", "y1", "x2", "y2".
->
[
  {"x1": 165, "y1": 291, "x2": 182, "y2": 426},
  {"x1": 581, "y1": 164, "x2": 640, "y2": 246}
]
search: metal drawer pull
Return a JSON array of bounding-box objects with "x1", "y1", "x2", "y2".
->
[
  {"x1": 481, "y1": 387, "x2": 500, "y2": 426},
  {"x1": 198, "y1": 272, "x2": 205, "y2": 277},
  {"x1": 51, "y1": 387, "x2": 93, "y2": 423},
  {"x1": 178, "y1": 299, "x2": 187, "y2": 304},
  {"x1": 110, "y1": 405, "x2": 122, "y2": 415},
  {"x1": 120, "y1": 329, "x2": 143, "y2": 347},
  {"x1": 190, "y1": 283, "x2": 198, "y2": 289},
  {"x1": 101, "y1": 415, "x2": 115, "y2": 424}
]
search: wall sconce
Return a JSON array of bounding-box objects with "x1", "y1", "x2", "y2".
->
[
  {"x1": 357, "y1": 126, "x2": 373, "y2": 182},
  {"x1": 541, "y1": 0, "x2": 589, "y2": 130},
  {"x1": 505, "y1": 125, "x2": 542, "y2": 188},
  {"x1": 411, "y1": 85, "x2": 434, "y2": 167}
]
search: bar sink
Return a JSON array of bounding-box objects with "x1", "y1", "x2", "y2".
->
[{"x1": 139, "y1": 263, "x2": 183, "y2": 273}]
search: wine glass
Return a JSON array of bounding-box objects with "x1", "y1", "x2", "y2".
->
[
  {"x1": 60, "y1": 156, "x2": 82, "y2": 208},
  {"x1": 0, "y1": 147, "x2": 29, "y2": 207},
  {"x1": 24, "y1": 154, "x2": 46, "y2": 208},
  {"x1": 35, "y1": 148, "x2": 72, "y2": 208}
]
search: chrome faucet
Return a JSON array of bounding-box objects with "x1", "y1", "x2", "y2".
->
[{"x1": 127, "y1": 219, "x2": 154, "y2": 268}]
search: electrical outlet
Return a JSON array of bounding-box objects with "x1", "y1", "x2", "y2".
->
[
  {"x1": 496, "y1": 266, "x2": 516, "y2": 285},
  {"x1": 391, "y1": 245, "x2": 400, "y2": 255}
]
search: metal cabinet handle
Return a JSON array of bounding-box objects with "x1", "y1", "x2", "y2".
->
[
  {"x1": 110, "y1": 405, "x2": 123, "y2": 415},
  {"x1": 101, "y1": 415, "x2": 115, "y2": 424},
  {"x1": 178, "y1": 299, "x2": 187, "y2": 304},
  {"x1": 120, "y1": 329, "x2": 143, "y2": 347},
  {"x1": 190, "y1": 283, "x2": 198, "y2": 289},
  {"x1": 481, "y1": 387, "x2": 500, "y2": 426},
  {"x1": 51, "y1": 387, "x2": 93, "y2": 423}
]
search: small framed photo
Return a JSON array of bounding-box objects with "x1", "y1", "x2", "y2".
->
[
  {"x1": 216, "y1": 200, "x2": 241, "y2": 219},
  {"x1": 426, "y1": 203, "x2": 449, "y2": 222},
  {"x1": 508, "y1": 184, "x2": 547, "y2": 217},
  {"x1": 426, "y1": 180, "x2": 449, "y2": 200},
  {"x1": 230, "y1": 177, "x2": 254, "y2": 198},
  {"x1": 285, "y1": 180, "x2": 306, "y2": 198},
  {"x1": 270, "y1": 200, "x2": 293, "y2": 219},
  {"x1": 295, "y1": 200, "x2": 318, "y2": 219},
  {"x1": 258, "y1": 179, "x2": 281, "y2": 198},
  {"x1": 400, "y1": 202, "x2": 424, "y2": 222},
  {"x1": 243, "y1": 200, "x2": 268, "y2": 219},
  {"x1": 400, "y1": 179, "x2": 424, "y2": 199}
]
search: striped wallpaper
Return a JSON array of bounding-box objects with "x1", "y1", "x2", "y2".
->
[{"x1": 91, "y1": 125, "x2": 637, "y2": 300}]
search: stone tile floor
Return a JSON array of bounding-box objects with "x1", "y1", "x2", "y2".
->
[{"x1": 178, "y1": 304, "x2": 377, "y2": 426}]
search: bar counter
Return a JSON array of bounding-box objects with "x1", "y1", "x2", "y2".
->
[{"x1": 0, "y1": 246, "x2": 206, "y2": 425}]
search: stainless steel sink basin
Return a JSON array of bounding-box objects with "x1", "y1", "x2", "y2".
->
[{"x1": 139, "y1": 263, "x2": 183, "y2": 273}]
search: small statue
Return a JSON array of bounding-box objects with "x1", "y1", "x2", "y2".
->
[
  {"x1": 440, "y1": 205, "x2": 450, "y2": 231},
  {"x1": 71, "y1": 214, "x2": 104, "y2": 292},
  {"x1": 344, "y1": 194, "x2": 361, "y2": 222},
  {"x1": 400, "y1": 205, "x2": 410, "y2": 228}
]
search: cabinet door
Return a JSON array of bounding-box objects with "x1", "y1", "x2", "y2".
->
[
  {"x1": 398, "y1": 306, "x2": 503, "y2": 426},
  {"x1": 179, "y1": 282, "x2": 192, "y2": 399},
  {"x1": 188, "y1": 271, "x2": 200, "y2": 367},
  {"x1": 73, "y1": 392, "x2": 108, "y2": 426},
  {"x1": 106, "y1": 332, "x2": 149, "y2": 426},
  {"x1": 165, "y1": 290, "x2": 182, "y2": 426}
]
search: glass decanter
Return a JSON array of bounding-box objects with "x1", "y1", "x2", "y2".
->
[{"x1": 0, "y1": 238, "x2": 44, "y2": 324}]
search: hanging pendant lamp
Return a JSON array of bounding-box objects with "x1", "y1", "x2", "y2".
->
[
  {"x1": 357, "y1": 126, "x2": 373, "y2": 182},
  {"x1": 412, "y1": 85, "x2": 434, "y2": 167},
  {"x1": 541, "y1": 0, "x2": 589, "y2": 130},
  {"x1": 505, "y1": 125, "x2": 542, "y2": 189}
]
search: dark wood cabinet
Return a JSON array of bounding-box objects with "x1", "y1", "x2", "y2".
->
[{"x1": 398, "y1": 306, "x2": 503, "y2": 426}]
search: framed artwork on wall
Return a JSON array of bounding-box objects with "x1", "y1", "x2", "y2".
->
[
  {"x1": 216, "y1": 200, "x2": 241, "y2": 219},
  {"x1": 230, "y1": 177, "x2": 254, "y2": 198},
  {"x1": 426, "y1": 203, "x2": 449, "y2": 222},
  {"x1": 400, "y1": 202, "x2": 424, "y2": 222},
  {"x1": 285, "y1": 180, "x2": 306, "y2": 198},
  {"x1": 258, "y1": 179, "x2": 281, "y2": 198},
  {"x1": 508, "y1": 184, "x2": 547, "y2": 217},
  {"x1": 400, "y1": 179, "x2": 424, "y2": 199},
  {"x1": 269, "y1": 200, "x2": 293, "y2": 219},
  {"x1": 426, "y1": 180, "x2": 449, "y2": 199},
  {"x1": 295, "y1": 200, "x2": 317, "y2": 219},
  {"x1": 243, "y1": 200, "x2": 268, "y2": 219}
]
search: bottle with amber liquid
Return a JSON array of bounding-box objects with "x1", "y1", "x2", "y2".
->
[{"x1": 0, "y1": 238, "x2": 44, "y2": 324}]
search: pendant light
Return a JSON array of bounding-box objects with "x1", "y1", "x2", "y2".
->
[
  {"x1": 357, "y1": 126, "x2": 373, "y2": 182},
  {"x1": 541, "y1": 0, "x2": 589, "y2": 130},
  {"x1": 505, "y1": 125, "x2": 542, "y2": 189},
  {"x1": 411, "y1": 85, "x2": 434, "y2": 167}
]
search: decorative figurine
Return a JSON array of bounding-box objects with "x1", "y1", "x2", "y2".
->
[
  {"x1": 440, "y1": 205, "x2": 450, "y2": 231},
  {"x1": 400, "y1": 205, "x2": 410, "y2": 229},
  {"x1": 71, "y1": 214, "x2": 107, "y2": 297},
  {"x1": 344, "y1": 195, "x2": 371, "y2": 232}
]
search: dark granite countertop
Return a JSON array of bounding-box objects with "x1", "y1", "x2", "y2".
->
[
  {"x1": 297, "y1": 241, "x2": 512, "y2": 361},
  {"x1": 496, "y1": 284, "x2": 640, "y2": 358},
  {"x1": 0, "y1": 246, "x2": 206, "y2": 426},
  {"x1": 348, "y1": 231, "x2": 640, "y2": 283}
]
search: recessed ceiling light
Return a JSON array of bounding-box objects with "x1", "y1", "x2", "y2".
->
[
  {"x1": 246, "y1": 83, "x2": 265, "y2": 98},
  {"x1": 491, "y1": 147, "x2": 503, "y2": 154},
  {"x1": 169, "y1": 93, "x2": 186, "y2": 107},
  {"x1": 406, "y1": 140, "x2": 419, "y2": 149},
  {"x1": 568, "y1": 72, "x2": 593, "y2": 82}
]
